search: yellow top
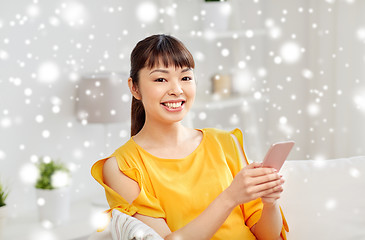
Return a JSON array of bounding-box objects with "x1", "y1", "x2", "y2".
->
[{"x1": 91, "y1": 128, "x2": 288, "y2": 239}]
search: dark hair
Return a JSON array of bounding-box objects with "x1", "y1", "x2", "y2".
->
[{"x1": 129, "y1": 34, "x2": 195, "y2": 136}]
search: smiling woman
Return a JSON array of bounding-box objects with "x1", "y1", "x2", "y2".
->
[
  {"x1": 128, "y1": 34, "x2": 196, "y2": 136},
  {"x1": 91, "y1": 34, "x2": 288, "y2": 240}
]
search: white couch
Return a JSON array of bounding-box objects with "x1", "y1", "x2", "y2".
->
[
  {"x1": 280, "y1": 156, "x2": 365, "y2": 240},
  {"x1": 89, "y1": 156, "x2": 365, "y2": 240}
]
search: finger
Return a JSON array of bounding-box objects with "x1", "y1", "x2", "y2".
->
[
  {"x1": 245, "y1": 167, "x2": 278, "y2": 178},
  {"x1": 262, "y1": 185, "x2": 284, "y2": 197},
  {"x1": 249, "y1": 187, "x2": 281, "y2": 202},
  {"x1": 261, "y1": 188, "x2": 283, "y2": 201},
  {"x1": 261, "y1": 183, "x2": 284, "y2": 195},
  {"x1": 257, "y1": 173, "x2": 284, "y2": 185},
  {"x1": 252, "y1": 177, "x2": 284, "y2": 194},
  {"x1": 241, "y1": 180, "x2": 283, "y2": 203},
  {"x1": 249, "y1": 171, "x2": 283, "y2": 185}
]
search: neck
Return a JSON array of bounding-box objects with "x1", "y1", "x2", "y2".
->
[{"x1": 135, "y1": 118, "x2": 189, "y2": 147}]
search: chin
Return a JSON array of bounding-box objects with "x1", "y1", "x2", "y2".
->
[{"x1": 163, "y1": 113, "x2": 187, "y2": 124}]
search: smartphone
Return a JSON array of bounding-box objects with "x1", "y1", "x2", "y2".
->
[{"x1": 262, "y1": 141, "x2": 295, "y2": 171}]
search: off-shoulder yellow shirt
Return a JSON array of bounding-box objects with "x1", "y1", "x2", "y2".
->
[{"x1": 91, "y1": 128, "x2": 289, "y2": 239}]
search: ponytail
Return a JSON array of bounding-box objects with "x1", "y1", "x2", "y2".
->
[{"x1": 130, "y1": 96, "x2": 145, "y2": 136}]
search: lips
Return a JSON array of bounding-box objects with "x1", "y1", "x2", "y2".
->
[{"x1": 161, "y1": 100, "x2": 185, "y2": 110}]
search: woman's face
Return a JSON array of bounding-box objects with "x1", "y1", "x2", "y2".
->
[{"x1": 133, "y1": 63, "x2": 196, "y2": 125}]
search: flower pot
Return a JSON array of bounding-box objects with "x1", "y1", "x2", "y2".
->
[
  {"x1": 0, "y1": 206, "x2": 8, "y2": 240},
  {"x1": 35, "y1": 187, "x2": 70, "y2": 226},
  {"x1": 202, "y1": 1, "x2": 231, "y2": 31}
]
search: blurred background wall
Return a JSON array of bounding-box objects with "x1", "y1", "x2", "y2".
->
[{"x1": 1, "y1": 0, "x2": 365, "y2": 216}]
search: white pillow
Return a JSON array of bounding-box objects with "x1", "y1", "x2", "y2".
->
[
  {"x1": 279, "y1": 156, "x2": 365, "y2": 240},
  {"x1": 111, "y1": 210, "x2": 163, "y2": 240}
]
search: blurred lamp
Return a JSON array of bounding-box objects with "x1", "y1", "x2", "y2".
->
[
  {"x1": 75, "y1": 72, "x2": 131, "y2": 208},
  {"x1": 76, "y1": 72, "x2": 131, "y2": 124}
]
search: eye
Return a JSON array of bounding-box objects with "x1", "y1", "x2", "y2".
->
[
  {"x1": 154, "y1": 78, "x2": 166, "y2": 82},
  {"x1": 182, "y1": 76, "x2": 193, "y2": 81}
]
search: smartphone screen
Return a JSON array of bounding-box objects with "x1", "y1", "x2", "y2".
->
[{"x1": 262, "y1": 141, "x2": 295, "y2": 171}]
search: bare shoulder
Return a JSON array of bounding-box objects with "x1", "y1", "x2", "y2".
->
[
  {"x1": 103, "y1": 157, "x2": 140, "y2": 204},
  {"x1": 103, "y1": 156, "x2": 118, "y2": 172}
]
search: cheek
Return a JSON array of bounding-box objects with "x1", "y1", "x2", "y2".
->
[
  {"x1": 139, "y1": 86, "x2": 163, "y2": 106},
  {"x1": 187, "y1": 83, "x2": 196, "y2": 97},
  {"x1": 183, "y1": 84, "x2": 196, "y2": 109}
]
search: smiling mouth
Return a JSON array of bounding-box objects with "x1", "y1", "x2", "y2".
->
[{"x1": 162, "y1": 101, "x2": 185, "y2": 109}]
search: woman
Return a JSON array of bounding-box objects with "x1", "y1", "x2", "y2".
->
[{"x1": 91, "y1": 34, "x2": 289, "y2": 239}]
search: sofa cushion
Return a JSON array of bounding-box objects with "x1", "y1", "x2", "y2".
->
[{"x1": 279, "y1": 156, "x2": 365, "y2": 240}]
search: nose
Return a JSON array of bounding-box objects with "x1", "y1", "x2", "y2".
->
[{"x1": 168, "y1": 81, "x2": 183, "y2": 96}]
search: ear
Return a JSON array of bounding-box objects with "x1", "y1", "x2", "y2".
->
[{"x1": 128, "y1": 77, "x2": 142, "y2": 100}]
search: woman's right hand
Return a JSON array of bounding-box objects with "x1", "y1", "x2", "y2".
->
[{"x1": 225, "y1": 162, "x2": 284, "y2": 206}]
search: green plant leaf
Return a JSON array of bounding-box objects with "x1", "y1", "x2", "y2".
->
[
  {"x1": 0, "y1": 181, "x2": 9, "y2": 207},
  {"x1": 35, "y1": 157, "x2": 70, "y2": 190}
]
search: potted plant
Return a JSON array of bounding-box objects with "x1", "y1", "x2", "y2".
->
[
  {"x1": 35, "y1": 156, "x2": 71, "y2": 227},
  {"x1": 202, "y1": 0, "x2": 231, "y2": 31},
  {"x1": 0, "y1": 180, "x2": 9, "y2": 237}
]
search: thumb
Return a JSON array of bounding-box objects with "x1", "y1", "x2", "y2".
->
[{"x1": 247, "y1": 162, "x2": 263, "y2": 169}]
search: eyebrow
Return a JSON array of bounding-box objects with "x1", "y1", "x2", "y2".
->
[
  {"x1": 182, "y1": 68, "x2": 193, "y2": 73},
  {"x1": 149, "y1": 68, "x2": 193, "y2": 75}
]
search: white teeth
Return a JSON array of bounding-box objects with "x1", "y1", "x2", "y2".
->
[{"x1": 164, "y1": 102, "x2": 183, "y2": 108}]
